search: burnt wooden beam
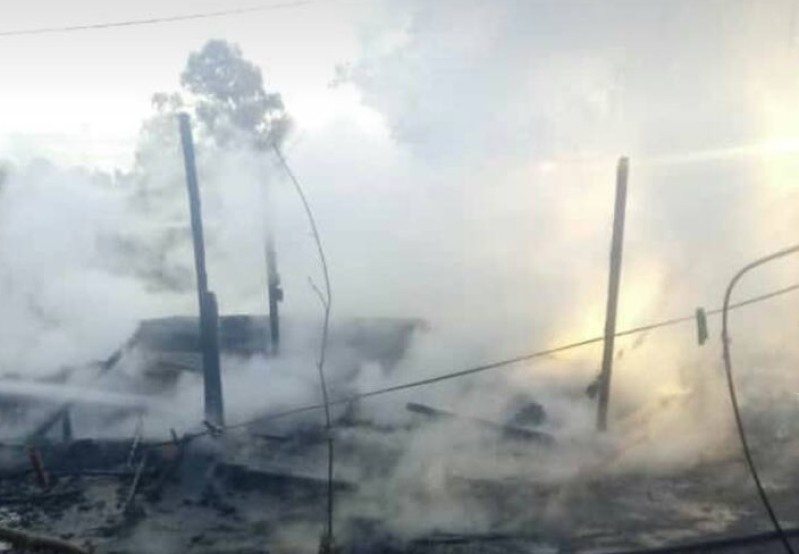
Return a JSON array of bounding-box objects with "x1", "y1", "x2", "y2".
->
[
  {"x1": 146, "y1": 435, "x2": 189, "y2": 502},
  {"x1": 0, "y1": 525, "x2": 90, "y2": 554},
  {"x1": 122, "y1": 451, "x2": 150, "y2": 515},
  {"x1": 406, "y1": 402, "x2": 553, "y2": 445}
]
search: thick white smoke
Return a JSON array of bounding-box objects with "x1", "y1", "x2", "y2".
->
[{"x1": 2, "y1": 0, "x2": 799, "y2": 544}]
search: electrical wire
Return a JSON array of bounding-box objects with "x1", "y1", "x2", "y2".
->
[
  {"x1": 0, "y1": 0, "x2": 322, "y2": 37},
  {"x1": 28, "y1": 273, "x2": 799, "y2": 453},
  {"x1": 89, "y1": 273, "x2": 799, "y2": 452},
  {"x1": 272, "y1": 144, "x2": 335, "y2": 550},
  {"x1": 223, "y1": 275, "x2": 799, "y2": 431},
  {"x1": 721, "y1": 244, "x2": 799, "y2": 554}
]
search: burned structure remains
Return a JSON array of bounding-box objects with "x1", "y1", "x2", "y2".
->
[{"x1": 0, "y1": 120, "x2": 798, "y2": 554}]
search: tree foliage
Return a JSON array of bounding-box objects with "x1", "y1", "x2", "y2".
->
[
  {"x1": 122, "y1": 39, "x2": 290, "y2": 292},
  {"x1": 180, "y1": 40, "x2": 290, "y2": 150}
]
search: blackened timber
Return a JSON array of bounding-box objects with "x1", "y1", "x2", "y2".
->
[
  {"x1": 201, "y1": 291, "x2": 224, "y2": 426},
  {"x1": 596, "y1": 157, "x2": 629, "y2": 431},
  {"x1": 0, "y1": 525, "x2": 90, "y2": 554},
  {"x1": 178, "y1": 113, "x2": 224, "y2": 428},
  {"x1": 265, "y1": 233, "x2": 282, "y2": 355},
  {"x1": 216, "y1": 463, "x2": 356, "y2": 495},
  {"x1": 27, "y1": 446, "x2": 49, "y2": 489},
  {"x1": 0, "y1": 488, "x2": 83, "y2": 505},
  {"x1": 146, "y1": 435, "x2": 189, "y2": 501},
  {"x1": 29, "y1": 405, "x2": 72, "y2": 443},
  {"x1": 27, "y1": 346, "x2": 124, "y2": 443},
  {"x1": 123, "y1": 450, "x2": 149, "y2": 515},
  {"x1": 405, "y1": 402, "x2": 553, "y2": 444}
]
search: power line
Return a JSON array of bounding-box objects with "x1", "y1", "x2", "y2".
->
[
  {"x1": 226, "y1": 276, "x2": 799, "y2": 430},
  {"x1": 0, "y1": 0, "x2": 322, "y2": 37},
  {"x1": 100, "y1": 275, "x2": 799, "y2": 450},
  {"x1": 721, "y1": 245, "x2": 799, "y2": 554}
]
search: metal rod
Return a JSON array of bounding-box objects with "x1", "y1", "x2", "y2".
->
[
  {"x1": 178, "y1": 113, "x2": 224, "y2": 428},
  {"x1": 596, "y1": 157, "x2": 629, "y2": 431}
]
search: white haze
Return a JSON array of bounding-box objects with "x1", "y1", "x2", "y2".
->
[{"x1": 2, "y1": 0, "x2": 799, "y2": 541}]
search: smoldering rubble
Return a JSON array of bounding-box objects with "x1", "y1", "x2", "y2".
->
[
  {"x1": 0, "y1": 299, "x2": 796, "y2": 554},
  {"x1": 3, "y1": 3, "x2": 799, "y2": 552}
]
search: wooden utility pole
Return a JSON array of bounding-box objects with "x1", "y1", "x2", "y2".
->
[
  {"x1": 596, "y1": 157, "x2": 629, "y2": 432},
  {"x1": 178, "y1": 113, "x2": 224, "y2": 428}
]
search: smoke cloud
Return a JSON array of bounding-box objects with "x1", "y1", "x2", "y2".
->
[{"x1": 2, "y1": 0, "x2": 799, "y2": 546}]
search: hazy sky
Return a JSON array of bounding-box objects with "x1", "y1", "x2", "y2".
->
[
  {"x1": 0, "y1": 0, "x2": 377, "y2": 167},
  {"x1": 4, "y1": 5, "x2": 799, "y2": 534},
  {"x1": 3, "y1": 0, "x2": 799, "y2": 334},
  {"x1": 2, "y1": 0, "x2": 798, "y2": 167}
]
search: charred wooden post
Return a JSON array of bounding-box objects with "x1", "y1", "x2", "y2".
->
[
  {"x1": 266, "y1": 233, "x2": 283, "y2": 355},
  {"x1": 0, "y1": 525, "x2": 90, "y2": 554},
  {"x1": 178, "y1": 113, "x2": 224, "y2": 428},
  {"x1": 179, "y1": 113, "x2": 209, "y2": 300},
  {"x1": 27, "y1": 446, "x2": 50, "y2": 490},
  {"x1": 200, "y1": 290, "x2": 224, "y2": 426},
  {"x1": 596, "y1": 157, "x2": 629, "y2": 432}
]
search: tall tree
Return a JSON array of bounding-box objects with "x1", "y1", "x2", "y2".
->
[{"x1": 119, "y1": 40, "x2": 290, "y2": 293}]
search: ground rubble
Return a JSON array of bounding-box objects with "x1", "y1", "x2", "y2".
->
[{"x1": 0, "y1": 425, "x2": 793, "y2": 553}]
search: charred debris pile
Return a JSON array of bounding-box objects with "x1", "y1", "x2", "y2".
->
[
  {"x1": 0, "y1": 125, "x2": 796, "y2": 554},
  {"x1": 0, "y1": 314, "x2": 430, "y2": 554},
  {"x1": 0, "y1": 114, "x2": 553, "y2": 553}
]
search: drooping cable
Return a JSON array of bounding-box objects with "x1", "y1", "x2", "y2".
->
[
  {"x1": 141, "y1": 274, "x2": 799, "y2": 448},
  {"x1": 721, "y1": 244, "x2": 799, "y2": 554},
  {"x1": 0, "y1": 0, "x2": 322, "y2": 37},
  {"x1": 221, "y1": 276, "x2": 799, "y2": 430},
  {"x1": 272, "y1": 144, "x2": 335, "y2": 550}
]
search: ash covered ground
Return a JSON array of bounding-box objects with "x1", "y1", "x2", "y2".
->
[
  {"x1": 0, "y1": 315, "x2": 798, "y2": 554},
  {"x1": 2, "y1": 414, "x2": 799, "y2": 553}
]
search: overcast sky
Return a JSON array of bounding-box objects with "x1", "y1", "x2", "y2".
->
[
  {"x1": 0, "y1": 0, "x2": 378, "y2": 168},
  {"x1": 3, "y1": 0, "x2": 799, "y2": 335},
  {"x1": 1, "y1": 1, "x2": 798, "y2": 164}
]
